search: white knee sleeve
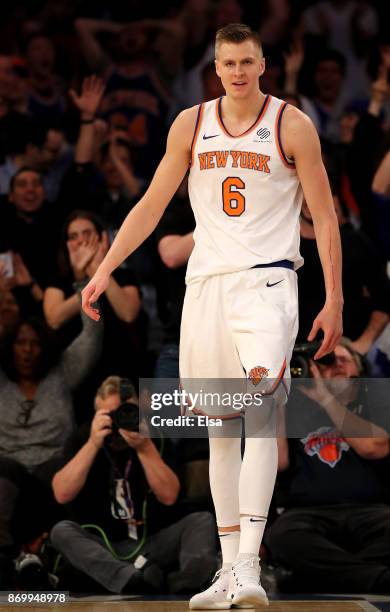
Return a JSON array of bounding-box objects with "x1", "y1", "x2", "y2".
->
[
  {"x1": 239, "y1": 436, "x2": 278, "y2": 516},
  {"x1": 209, "y1": 435, "x2": 242, "y2": 526}
]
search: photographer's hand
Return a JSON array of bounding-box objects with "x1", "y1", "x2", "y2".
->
[
  {"x1": 299, "y1": 360, "x2": 334, "y2": 407},
  {"x1": 89, "y1": 410, "x2": 113, "y2": 449},
  {"x1": 119, "y1": 421, "x2": 151, "y2": 452},
  {"x1": 52, "y1": 414, "x2": 110, "y2": 505}
]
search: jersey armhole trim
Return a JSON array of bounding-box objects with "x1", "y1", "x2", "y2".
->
[
  {"x1": 189, "y1": 104, "x2": 204, "y2": 168},
  {"x1": 275, "y1": 103, "x2": 296, "y2": 169}
]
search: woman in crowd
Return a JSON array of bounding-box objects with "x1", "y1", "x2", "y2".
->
[
  {"x1": 0, "y1": 307, "x2": 102, "y2": 587},
  {"x1": 43, "y1": 210, "x2": 143, "y2": 419}
]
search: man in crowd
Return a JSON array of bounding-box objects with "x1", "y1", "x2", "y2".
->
[
  {"x1": 50, "y1": 376, "x2": 218, "y2": 594},
  {"x1": 0, "y1": 167, "x2": 59, "y2": 293},
  {"x1": 265, "y1": 339, "x2": 390, "y2": 593}
]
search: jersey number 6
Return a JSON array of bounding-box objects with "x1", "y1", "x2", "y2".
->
[{"x1": 222, "y1": 177, "x2": 246, "y2": 217}]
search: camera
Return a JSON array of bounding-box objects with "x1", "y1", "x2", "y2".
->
[
  {"x1": 291, "y1": 342, "x2": 336, "y2": 378},
  {"x1": 111, "y1": 378, "x2": 140, "y2": 433}
]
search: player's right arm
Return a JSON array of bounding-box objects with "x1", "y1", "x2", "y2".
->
[{"x1": 81, "y1": 107, "x2": 198, "y2": 320}]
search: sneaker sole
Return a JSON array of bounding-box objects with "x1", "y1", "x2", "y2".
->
[
  {"x1": 232, "y1": 593, "x2": 269, "y2": 607},
  {"x1": 189, "y1": 603, "x2": 231, "y2": 610}
]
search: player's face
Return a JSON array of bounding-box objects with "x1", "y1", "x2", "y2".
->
[{"x1": 215, "y1": 40, "x2": 265, "y2": 100}]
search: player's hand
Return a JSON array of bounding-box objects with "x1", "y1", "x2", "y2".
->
[
  {"x1": 308, "y1": 301, "x2": 343, "y2": 359},
  {"x1": 81, "y1": 268, "x2": 110, "y2": 321}
]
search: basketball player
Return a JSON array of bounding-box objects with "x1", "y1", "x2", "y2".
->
[{"x1": 82, "y1": 24, "x2": 343, "y2": 609}]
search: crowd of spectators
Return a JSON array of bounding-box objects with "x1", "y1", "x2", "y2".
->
[{"x1": 0, "y1": 0, "x2": 390, "y2": 597}]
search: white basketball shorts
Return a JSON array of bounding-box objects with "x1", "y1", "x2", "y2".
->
[{"x1": 179, "y1": 266, "x2": 299, "y2": 416}]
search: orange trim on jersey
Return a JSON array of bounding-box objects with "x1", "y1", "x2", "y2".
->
[
  {"x1": 192, "y1": 407, "x2": 242, "y2": 421},
  {"x1": 190, "y1": 103, "x2": 204, "y2": 168},
  {"x1": 261, "y1": 358, "x2": 287, "y2": 396},
  {"x1": 215, "y1": 94, "x2": 271, "y2": 138},
  {"x1": 275, "y1": 103, "x2": 296, "y2": 169}
]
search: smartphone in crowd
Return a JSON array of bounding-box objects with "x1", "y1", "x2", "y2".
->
[{"x1": 0, "y1": 253, "x2": 14, "y2": 278}]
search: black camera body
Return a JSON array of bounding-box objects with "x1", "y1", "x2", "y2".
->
[
  {"x1": 291, "y1": 341, "x2": 336, "y2": 378},
  {"x1": 111, "y1": 401, "x2": 140, "y2": 433},
  {"x1": 111, "y1": 378, "x2": 139, "y2": 433}
]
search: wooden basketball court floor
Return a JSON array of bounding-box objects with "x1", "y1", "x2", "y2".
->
[{"x1": 1, "y1": 596, "x2": 389, "y2": 612}]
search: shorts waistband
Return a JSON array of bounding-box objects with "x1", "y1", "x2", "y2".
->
[{"x1": 251, "y1": 259, "x2": 294, "y2": 271}]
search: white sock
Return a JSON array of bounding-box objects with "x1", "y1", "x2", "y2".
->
[
  {"x1": 238, "y1": 515, "x2": 266, "y2": 556},
  {"x1": 218, "y1": 529, "x2": 240, "y2": 566}
]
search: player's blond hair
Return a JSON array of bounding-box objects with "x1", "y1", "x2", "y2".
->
[{"x1": 215, "y1": 23, "x2": 263, "y2": 57}]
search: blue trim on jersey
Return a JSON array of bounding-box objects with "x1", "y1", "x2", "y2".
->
[
  {"x1": 251, "y1": 260, "x2": 294, "y2": 270},
  {"x1": 277, "y1": 104, "x2": 295, "y2": 166},
  {"x1": 190, "y1": 103, "x2": 203, "y2": 165}
]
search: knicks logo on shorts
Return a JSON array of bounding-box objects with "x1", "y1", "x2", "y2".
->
[
  {"x1": 248, "y1": 366, "x2": 269, "y2": 386},
  {"x1": 301, "y1": 426, "x2": 349, "y2": 468}
]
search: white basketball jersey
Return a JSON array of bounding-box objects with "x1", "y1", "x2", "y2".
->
[{"x1": 186, "y1": 95, "x2": 304, "y2": 284}]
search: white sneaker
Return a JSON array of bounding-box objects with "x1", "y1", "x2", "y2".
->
[
  {"x1": 231, "y1": 555, "x2": 269, "y2": 608},
  {"x1": 189, "y1": 567, "x2": 234, "y2": 610}
]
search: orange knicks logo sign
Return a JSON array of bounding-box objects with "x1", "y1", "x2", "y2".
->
[
  {"x1": 301, "y1": 427, "x2": 349, "y2": 468},
  {"x1": 248, "y1": 366, "x2": 269, "y2": 386}
]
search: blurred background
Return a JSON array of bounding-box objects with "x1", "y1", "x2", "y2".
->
[{"x1": 1, "y1": 0, "x2": 390, "y2": 598}]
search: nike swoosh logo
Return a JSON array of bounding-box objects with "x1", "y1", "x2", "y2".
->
[
  {"x1": 203, "y1": 134, "x2": 219, "y2": 140},
  {"x1": 266, "y1": 280, "x2": 284, "y2": 288},
  {"x1": 250, "y1": 518, "x2": 266, "y2": 522}
]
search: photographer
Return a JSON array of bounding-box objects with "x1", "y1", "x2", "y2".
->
[
  {"x1": 265, "y1": 339, "x2": 390, "y2": 594},
  {"x1": 50, "y1": 376, "x2": 218, "y2": 594}
]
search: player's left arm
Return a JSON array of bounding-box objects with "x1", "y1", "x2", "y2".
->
[{"x1": 282, "y1": 106, "x2": 343, "y2": 359}]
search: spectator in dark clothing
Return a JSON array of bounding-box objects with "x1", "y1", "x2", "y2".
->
[
  {"x1": 23, "y1": 33, "x2": 66, "y2": 126},
  {"x1": 0, "y1": 167, "x2": 60, "y2": 293},
  {"x1": 298, "y1": 194, "x2": 390, "y2": 354},
  {"x1": 325, "y1": 48, "x2": 390, "y2": 242},
  {"x1": 43, "y1": 210, "x2": 142, "y2": 421},
  {"x1": 265, "y1": 339, "x2": 390, "y2": 594},
  {"x1": 0, "y1": 310, "x2": 102, "y2": 587},
  {"x1": 0, "y1": 91, "x2": 72, "y2": 202},
  {"x1": 74, "y1": 18, "x2": 181, "y2": 179},
  {"x1": 60, "y1": 76, "x2": 155, "y2": 284},
  {"x1": 0, "y1": 119, "x2": 47, "y2": 194},
  {"x1": 0, "y1": 251, "x2": 42, "y2": 318},
  {"x1": 301, "y1": 0, "x2": 379, "y2": 103},
  {"x1": 0, "y1": 289, "x2": 19, "y2": 339},
  {"x1": 305, "y1": 49, "x2": 349, "y2": 142},
  {"x1": 155, "y1": 178, "x2": 195, "y2": 379},
  {"x1": 50, "y1": 376, "x2": 218, "y2": 595}
]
